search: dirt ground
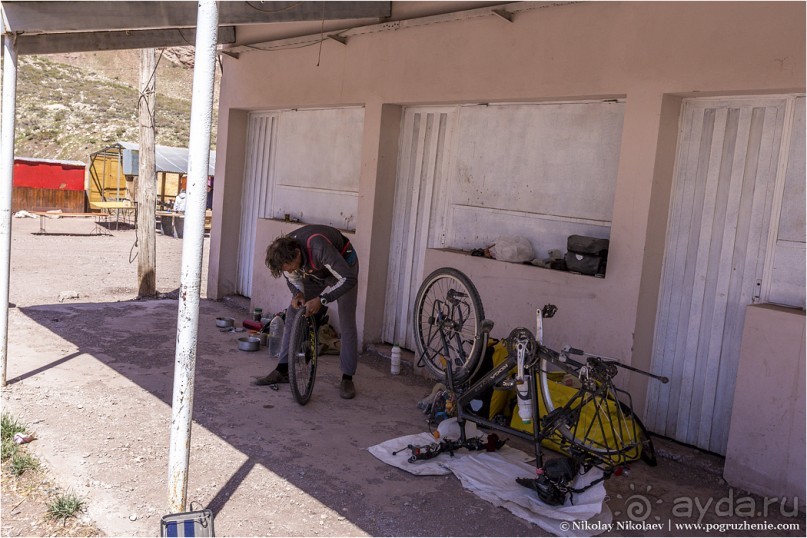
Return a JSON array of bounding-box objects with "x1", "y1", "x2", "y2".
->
[{"x1": 1, "y1": 215, "x2": 804, "y2": 537}]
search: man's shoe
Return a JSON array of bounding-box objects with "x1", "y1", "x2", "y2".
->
[
  {"x1": 339, "y1": 379, "x2": 356, "y2": 399},
  {"x1": 255, "y1": 369, "x2": 289, "y2": 385}
]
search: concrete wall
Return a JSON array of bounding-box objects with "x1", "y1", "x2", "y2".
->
[
  {"x1": 209, "y1": 1, "x2": 805, "y2": 412},
  {"x1": 724, "y1": 304, "x2": 806, "y2": 508},
  {"x1": 207, "y1": 109, "x2": 248, "y2": 300}
]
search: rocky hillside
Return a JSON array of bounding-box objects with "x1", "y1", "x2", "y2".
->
[{"x1": 3, "y1": 48, "x2": 218, "y2": 164}]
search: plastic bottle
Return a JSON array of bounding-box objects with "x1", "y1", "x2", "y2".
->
[
  {"x1": 268, "y1": 314, "x2": 284, "y2": 357},
  {"x1": 516, "y1": 376, "x2": 533, "y2": 425},
  {"x1": 390, "y1": 344, "x2": 401, "y2": 375}
]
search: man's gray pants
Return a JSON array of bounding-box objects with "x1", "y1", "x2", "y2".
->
[{"x1": 275, "y1": 274, "x2": 359, "y2": 377}]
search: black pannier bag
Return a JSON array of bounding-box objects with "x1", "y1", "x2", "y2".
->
[{"x1": 564, "y1": 235, "x2": 609, "y2": 276}]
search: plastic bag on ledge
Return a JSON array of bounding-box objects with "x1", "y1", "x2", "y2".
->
[{"x1": 489, "y1": 236, "x2": 535, "y2": 263}]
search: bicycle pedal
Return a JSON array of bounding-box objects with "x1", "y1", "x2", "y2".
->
[{"x1": 516, "y1": 477, "x2": 537, "y2": 490}]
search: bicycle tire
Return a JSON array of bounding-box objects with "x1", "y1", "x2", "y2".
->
[
  {"x1": 288, "y1": 308, "x2": 318, "y2": 405},
  {"x1": 537, "y1": 352, "x2": 645, "y2": 468},
  {"x1": 413, "y1": 267, "x2": 485, "y2": 385}
]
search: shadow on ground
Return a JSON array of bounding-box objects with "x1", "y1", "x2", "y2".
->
[
  {"x1": 6, "y1": 299, "x2": 538, "y2": 537},
  {"x1": 4, "y1": 299, "x2": 804, "y2": 537}
]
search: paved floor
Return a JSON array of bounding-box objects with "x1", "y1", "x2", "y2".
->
[{"x1": 1, "y1": 298, "x2": 804, "y2": 537}]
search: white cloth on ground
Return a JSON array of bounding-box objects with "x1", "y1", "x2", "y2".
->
[{"x1": 369, "y1": 432, "x2": 612, "y2": 536}]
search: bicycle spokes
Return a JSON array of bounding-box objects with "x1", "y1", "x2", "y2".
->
[
  {"x1": 429, "y1": 296, "x2": 473, "y2": 363},
  {"x1": 414, "y1": 269, "x2": 485, "y2": 384},
  {"x1": 289, "y1": 309, "x2": 318, "y2": 405}
]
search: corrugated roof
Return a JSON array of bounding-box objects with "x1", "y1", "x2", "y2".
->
[
  {"x1": 118, "y1": 141, "x2": 216, "y2": 175},
  {"x1": 15, "y1": 156, "x2": 86, "y2": 167}
]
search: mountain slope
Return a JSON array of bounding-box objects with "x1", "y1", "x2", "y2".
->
[{"x1": 5, "y1": 48, "x2": 217, "y2": 163}]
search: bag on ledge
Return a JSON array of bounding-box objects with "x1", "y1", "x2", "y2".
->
[{"x1": 564, "y1": 235, "x2": 609, "y2": 276}]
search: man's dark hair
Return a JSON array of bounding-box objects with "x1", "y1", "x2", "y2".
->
[{"x1": 265, "y1": 235, "x2": 301, "y2": 278}]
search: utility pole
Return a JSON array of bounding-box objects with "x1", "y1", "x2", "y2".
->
[
  {"x1": 0, "y1": 35, "x2": 18, "y2": 386},
  {"x1": 137, "y1": 47, "x2": 157, "y2": 297}
]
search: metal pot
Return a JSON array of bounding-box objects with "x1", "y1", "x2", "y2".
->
[
  {"x1": 216, "y1": 317, "x2": 234, "y2": 328},
  {"x1": 238, "y1": 336, "x2": 261, "y2": 352}
]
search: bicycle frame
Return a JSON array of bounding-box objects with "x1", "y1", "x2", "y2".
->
[
  {"x1": 440, "y1": 303, "x2": 652, "y2": 472},
  {"x1": 450, "y1": 348, "x2": 552, "y2": 467},
  {"x1": 409, "y1": 267, "x2": 670, "y2": 505},
  {"x1": 439, "y1": 306, "x2": 557, "y2": 468}
]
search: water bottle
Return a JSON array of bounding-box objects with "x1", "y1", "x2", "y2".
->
[
  {"x1": 268, "y1": 314, "x2": 284, "y2": 358},
  {"x1": 390, "y1": 345, "x2": 401, "y2": 375},
  {"x1": 516, "y1": 376, "x2": 533, "y2": 425}
]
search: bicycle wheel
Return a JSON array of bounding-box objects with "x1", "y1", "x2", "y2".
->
[
  {"x1": 413, "y1": 267, "x2": 485, "y2": 385},
  {"x1": 537, "y1": 352, "x2": 648, "y2": 469},
  {"x1": 288, "y1": 309, "x2": 318, "y2": 405}
]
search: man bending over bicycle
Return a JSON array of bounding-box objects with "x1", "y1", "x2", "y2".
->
[{"x1": 257, "y1": 224, "x2": 360, "y2": 399}]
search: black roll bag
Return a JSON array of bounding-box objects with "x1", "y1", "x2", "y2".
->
[{"x1": 564, "y1": 235, "x2": 609, "y2": 276}]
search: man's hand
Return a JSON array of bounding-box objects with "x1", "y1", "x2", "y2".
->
[
  {"x1": 291, "y1": 292, "x2": 305, "y2": 308},
  {"x1": 303, "y1": 297, "x2": 322, "y2": 317}
]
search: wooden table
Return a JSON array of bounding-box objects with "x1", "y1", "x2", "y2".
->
[
  {"x1": 89, "y1": 201, "x2": 136, "y2": 229},
  {"x1": 30, "y1": 211, "x2": 110, "y2": 235},
  {"x1": 88, "y1": 201, "x2": 136, "y2": 210}
]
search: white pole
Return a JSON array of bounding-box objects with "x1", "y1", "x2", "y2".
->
[
  {"x1": 0, "y1": 33, "x2": 18, "y2": 386},
  {"x1": 166, "y1": 0, "x2": 218, "y2": 513}
]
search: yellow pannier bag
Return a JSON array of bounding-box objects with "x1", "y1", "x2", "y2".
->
[{"x1": 510, "y1": 372, "x2": 646, "y2": 466}]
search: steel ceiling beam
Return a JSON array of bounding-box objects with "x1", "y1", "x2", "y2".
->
[
  {"x1": 1, "y1": 1, "x2": 390, "y2": 55},
  {"x1": 2, "y1": 2, "x2": 389, "y2": 32},
  {"x1": 12, "y1": 27, "x2": 237, "y2": 55}
]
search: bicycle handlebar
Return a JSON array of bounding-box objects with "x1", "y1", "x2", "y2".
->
[{"x1": 606, "y1": 360, "x2": 669, "y2": 384}]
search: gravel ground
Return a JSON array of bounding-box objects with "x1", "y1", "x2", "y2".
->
[{"x1": 1, "y1": 215, "x2": 804, "y2": 537}]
